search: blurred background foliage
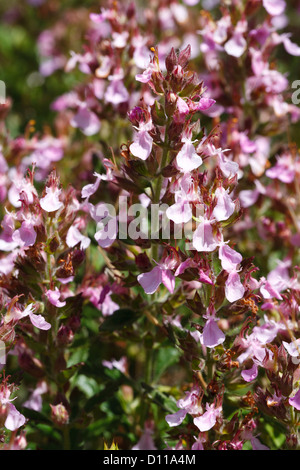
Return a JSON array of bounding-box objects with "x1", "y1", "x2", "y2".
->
[{"x1": 0, "y1": 0, "x2": 99, "y2": 136}]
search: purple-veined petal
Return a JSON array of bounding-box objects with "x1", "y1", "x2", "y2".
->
[
  {"x1": 66, "y1": 226, "x2": 90, "y2": 250},
  {"x1": 193, "y1": 405, "x2": 219, "y2": 432},
  {"x1": 192, "y1": 220, "x2": 218, "y2": 252},
  {"x1": 161, "y1": 269, "x2": 175, "y2": 294},
  {"x1": 166, "y1": 199, "x2": 192, "y2": 224},
  {"x1": 219, "y1": 244, "x2": 242, "y2": 272},
  {"x1": 241, "y1": 363, "x2": 258, "y2": 382},
  {"x1": 176, "y1": 140, "x2": 203, "y2": 173},
  {"x1": 46, "y1": 287, "x2": 66, "y2": 308},
  {"x1": 29, "y1": 313, "x2": 52, "y2": 330},
  {"x1": 199, "y1": 270, "x2": 213, "y2": 285},
  {"x1": 202, "y1": 318, "x2": 225, "y2": 348},
  {"x1": 12, "y1": 221, "x2": 37, "y2": 247},
  {"x1": 197, "y1": 97, "x2": 216, "y2": 111},
  {"x1": 225, "y1": 271, "x2": 245, "y2": 302},
  {"x1": 165, "y1": 409, "x2": 187, "y2": 427},
  {"x1": 260, "y1": 281, "x2": 282, "y2": 300},
  {"x1": 130, "y1": 130, "x2": 153, "y2": 161},
  {"x1": 289, "y1": 389, "x2": 300, "y2": 411},
  {"x1": 137, "y1": 266, "x2": 162, "y2": 295},
  {"x1": 213, "y1": 187, "x2": 235, "y2": 222},
  {"x1": 5, "y1": 404, "x2": 26, "y2": 431},
  {"x1": 40, "y1": 186, "x2": 63, "y2": 212}
]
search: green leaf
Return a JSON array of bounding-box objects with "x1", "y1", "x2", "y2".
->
[
  {"x1": 141, "y1": 383, "x2": 178, "y2": 413},
  {"x1": 75, "y1": 375, "x2": 100, "y2": 399},
  {"x1": 57, "y1": 362, "x2": 83, "y2": 385},
  {"x1": 84, "y1": 382, "x2": 120, "y2": 412},
  {"x1": 153, "y1": 346, "x2": 181, "y2": 382}
]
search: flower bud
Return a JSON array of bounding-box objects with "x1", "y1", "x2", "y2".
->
[
  {"x1": 286, "y1": 433, "x2": 298, "y2": 449},
  {"x1": 57, "y1": 325, "x2": 74, "y2": 346},
  {"x1": 67, "y1": 315, "x2": 81, "y2": 332},
  {"x1": 50, "y1": 403, "x2": 69, "y2": 427}
]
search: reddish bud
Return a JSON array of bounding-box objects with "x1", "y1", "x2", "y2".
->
[{"x1": 50, "y1": 403, "x2": 69, "y2": 427}]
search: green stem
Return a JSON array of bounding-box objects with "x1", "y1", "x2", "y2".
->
[
  {"x1": 206, "y1": 349, "x2": 214, "y2": 382},
  {"x1": 152, "y1": 120, "x2": 171, "y2": 261},
  {"x1": 63, "y1": 426, "x2": 71, "y2": 450}
]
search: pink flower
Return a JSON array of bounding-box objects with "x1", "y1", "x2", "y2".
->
[
  {"x1": 94, "y1": 216, "x2": 118, "y2": 248},
  {"x1": 99, "y1": 291, "x2": 119, "y2": 317},
  {"x1": 260, "y1": 259, "x2": 292, "y2": 300},
  {"x1": 225, "y1": 271, "x2": 245, "y2": 303},
  {"x1": 192, "y1": 97, "x2": 216, "y2": 112},
  {"x1": 263, "y1": 0, "x2": 286, "y2": 16},
  {"x1": 105, "y1": 79, "x2": 129, "y2": 106},
  {"x1": 176, "y1": 137, "x2": 203, "y2": 173},
  {"x1": 241, "y1": 363, "x2": 258, "y2": 382},
  {"x1": 209, "y1": 146, "x2": 239, "y2": 178},
  {"x1": 174, "y1": 258, "x2": 198, "y2": 276},
  {"x1": 166, "y1": 192, "x2": 192, "y2": 224},
  {"x1": 266, "y1": 153, "x2": 295, "y2": 183},
  {"x1": 23, "y1": 137, "x2": 64, "y2": 171},
  {"x1": 192, "y1": 217, "x2": 218, "y2": 252},
  {"x1": 12, "y1": 220, "x2": 37, "y2": 247},
  {"x1": 137, "y1": 265, "x2": 175, "y2": 295},
  {"x1": 66, "y1": 226, "x2": 90, "y2": 250},
  {"x1": 282, "y1": 35, "x2": 300, "y2": 56},
  {"x1": 165, "y1": 385, "x2": 202, "y2": 427},
  {"x1": 218, "y1": 243, "x2": 242, "y2": 272},
  {"x1": 8, "y1": 172, "x2": 37, "y2": 208},
  {"x1": 5, "y1": 303, "x2": 51, "y2": 330},
  {"x1": 289, "y1": 389, "x2": 300, "y2": 411},
  {"x1": 165, "y1": 409, "x2": 188, "y2": 427},
  {"x1": 212, "y1": 187, "x2": 235, "y2": 222},
  {"x1": 250, "y1": 437, "x2": 269, "y2": 450},
  {"x1": 282, "y1": 339, "x2": 300, "y2": 364},
  {"x1": 191, "y1": 436, "x2": 204, "y2": 450},
  {"x1": 224, "y1": 33, "x2": 247, "y2": 57},
  {"x1": 5, "y1": 404, "x2": 26, "y2": 432},
  {"x1": 70, "y1": 105, "x2": 101, "y2": 136},
  {"x1": 135, "y1": 59, "x2": 158, "y2": 83},
  {"x1": 81, "y1": 173, "x2": 102, "y2": 200},
  {"x1": 40, "y1": 186, "x2": 63, "y2": 212},
  {"x1": 23, "y1": 381, "x2": 47, "y2": 412},
  {"x1": 132, "y1": 422, "x2": 157, "y2": 450},
  {"x1": 46, "y1": 287, "x2": 67, "y2": 308},
  {"x1": 193, "y1": 403, "x2": 221, "y2": 432},
  {"x1": 102, "y1": 357, "x2": 127, "y2": 373},
  {"x1": 130, "y1": 121, "x2": 153, "y2": 161},
  {"x1": 0, "y1": 382, "x2": 26, "y2": 431},
  {"x1": 202, "y1": 317, "x2": 225, "y2": 348}
]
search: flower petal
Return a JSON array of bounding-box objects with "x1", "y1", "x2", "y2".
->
[{"x1": 137, "y1": 266, "x2": 162, "y2": 295}]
